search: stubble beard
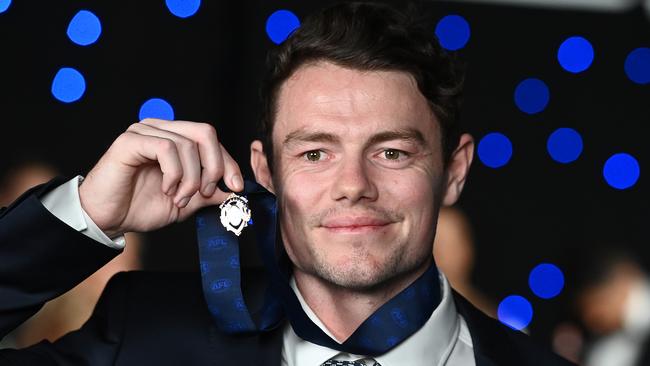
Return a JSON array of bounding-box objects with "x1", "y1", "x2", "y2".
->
[
  {"x1": 302, "y1": 239, "x2": 430, "y2": 293},
  {"x1": 274, "y1": 177, "x2": 432, "y2": 294}
]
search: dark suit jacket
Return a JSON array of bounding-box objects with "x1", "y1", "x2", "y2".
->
[{"x1": 0, "y1": 178, "x2": 574, "y2": 365}]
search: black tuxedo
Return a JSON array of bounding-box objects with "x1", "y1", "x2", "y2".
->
[{"x1": 0, "y1": 178, "x2": 573, "y2": 365}]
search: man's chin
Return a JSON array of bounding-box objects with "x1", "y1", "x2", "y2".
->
[
  {"x1": 313, "y1": 260, "x2": 402, "y2": 292},
  {"x1": 306, "y1": 252, "x2": 431, "y2": 294},
  {"x1": 323, "y1": 274, "x2": 391, "y2": 292}
]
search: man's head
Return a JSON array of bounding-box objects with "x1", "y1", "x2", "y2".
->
[
  {"x1": 251, "y1": 2, "x2": 474, "y2": 292},
  {"x1": 258, "y1": 2, "x2": 465, "y2": 173}
]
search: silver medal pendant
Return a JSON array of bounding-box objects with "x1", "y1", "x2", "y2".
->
[{"x1": 219, "y1": 193, "x2": 252, "y2": 236}]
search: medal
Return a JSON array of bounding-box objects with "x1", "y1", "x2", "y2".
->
[{"x1": 219, "y1": 193, "x2": 251, "y2": 236}]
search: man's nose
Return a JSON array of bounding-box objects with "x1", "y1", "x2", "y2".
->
[{"x1": 330, "y1": 156, "x2": 378, "y2": 203}]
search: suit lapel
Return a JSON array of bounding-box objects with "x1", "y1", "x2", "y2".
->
[
  {"x1": 0, "y1": 176, "x2": 68, "y2": 217},
  {"x1": 252, "y1": 294, "x2": 513, "y2": 366},
  {"x1": 256, "y1": 324, "x2": 285, "y2": 366},
  {"x1": 452, "y1": 291, "x2": 523, "y2": 366}
]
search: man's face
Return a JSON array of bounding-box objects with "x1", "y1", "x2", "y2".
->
[{"x1": 256, "y1": 61, "x2": 463, "y2": 290}]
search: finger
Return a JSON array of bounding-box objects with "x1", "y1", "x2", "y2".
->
[
  {"x1": 128, "y1": 123, "x2": 201, "y2": 206},
  {"x1": 175, "y1": 147, "x2": 244, "y2": 219},
  {"x1": 139, "y1": 119, "x2": 229, "y2": 196},
  {"x1": 175, "y1": 147, "x2": 243, "y2": 219},
  {"x1": 219, "y1": 145, "x2": 244, "y2": 192},
  {"x1": 114, "y1": 131, "x2": 183, "y2": 194}
]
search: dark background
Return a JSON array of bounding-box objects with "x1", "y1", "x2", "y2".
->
[{"x1": 1, "y1": 0, "x2": 648, "y2": 345}]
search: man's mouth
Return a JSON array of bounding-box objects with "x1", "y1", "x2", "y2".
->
[{"x1": 320, "y1": 216, "x2": 393, "y2": 233}]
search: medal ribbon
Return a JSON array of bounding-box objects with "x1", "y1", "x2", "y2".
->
[{"x1": 196, "y1": 180, "x2": 441, "y2": 356}]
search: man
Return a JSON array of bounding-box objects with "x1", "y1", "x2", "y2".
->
[
  {"x1": 0, "y1": 2, "x2": 572, "y2": 365},
  {"x1": 573, "y1": 247, "x2": 650, "y2": 366}
]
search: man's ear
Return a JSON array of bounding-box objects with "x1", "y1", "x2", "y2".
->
[
  {"x1": 250, "y1": 140, "x2": 275, "y2": 194},
  {"x1": 442, "y1": 133, "x2": 474, "y2": 206}
]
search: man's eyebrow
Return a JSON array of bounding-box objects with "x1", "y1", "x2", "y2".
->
[
  {"x1": 282, "y1": 127, "x2": 427, "y2": 148},
  {"x1": 365, "y1": 128, "x2": 427, "y2": 147},
  {"x1": 283, "y1": 130, "x2": 340, "y2": 146}
]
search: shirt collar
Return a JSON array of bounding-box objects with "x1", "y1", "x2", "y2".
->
[{"x1": 282, "y1": 271, "x2": 461, "y2": 366}]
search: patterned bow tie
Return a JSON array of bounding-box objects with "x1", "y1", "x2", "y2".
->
[{"x1": 321, "y1": 360, "x2": 380, "y2": 366}]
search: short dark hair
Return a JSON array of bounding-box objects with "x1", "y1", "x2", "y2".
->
[{"x1": 259, "y1": 1, "x2": 464, "y2": 172}]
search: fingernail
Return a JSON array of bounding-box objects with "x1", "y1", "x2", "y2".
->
[
  {"x1": 231, "y1": 175, "x2": 243, "y2": 191},
  {"x1": 177, "y1": 197, "x2": 190, "y2": 207},
  {"x1": 203, "y1": 182, "x2": 216, "y2": 196}
]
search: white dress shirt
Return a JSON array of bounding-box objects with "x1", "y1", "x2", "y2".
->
[
  {"x1": 41, "y1": 177, "x2": 476, "y2": 366},
  {"x1": 40, "y1": 176, "x2": 126, "y2": 249}
]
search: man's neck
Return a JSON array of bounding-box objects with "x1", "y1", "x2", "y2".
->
[{"x1": 293, "y1": 261, "x2": 431, "y2": 342}]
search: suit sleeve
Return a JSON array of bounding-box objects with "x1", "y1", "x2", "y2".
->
[
  {"x1": 0, "y1": 177, "x2": 120, "y2": 339},
  {"x1": 0, "y1": 273, "x2": 130, "y2": 366}
]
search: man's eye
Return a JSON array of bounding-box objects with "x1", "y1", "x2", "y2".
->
[
  {"x1": 304, "y1": 150, "x2": 323, "y2": 162},
  {"x1": 383, "y1": 149, "x2": 405, "y2": 160}
]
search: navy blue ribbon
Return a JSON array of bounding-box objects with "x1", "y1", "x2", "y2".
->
[{"x1": 196, "y1": 180, "x2": 441, "y2": 356}]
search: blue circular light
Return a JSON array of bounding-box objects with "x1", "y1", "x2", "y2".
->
[
  {"x1": 557, "y1": 36, "x2": 594, "y2": 73},
  {"x1": 514, "y1": 78, "x2": 550, "y2": 114},
  {"x1": 165, "y1": 0, "x2": 201, "y2": 18},
  {"x1": 624, "y1": 47, "x2": 650, "y2": 85},
  {"x1": 266, "y1": 10, "x2": 300, "y2": 45},
  {"x1": 497, "y1": 295, "x2": 533, "y2": 331},
  {"x1": 603, "y1": 153, "x2": 640, "y2": 190},
  {"x1": 478, "y1": 132, "x2": 513, "y2": 168},
  {"x1": 435, "y1": 14, "x2": 471, "y2": 51},
  {"x1": 139, "y1": 98, "x2": 175, "y2": 121},
  {"x1": 547, "y1": 128, "x2": 583, "y2": 164},
  {"x1": 529, "y1": 263, "x2": 565, "y2": 299},
  {"x1": 66, "y1": 10, "x2": 102, "y2": 46},
  {"x1": 51, "y1": 67, "x2": 86, "y2": 103},
  {"x1": 0, "y1": 0, "x2": 12, "y2": 13}
]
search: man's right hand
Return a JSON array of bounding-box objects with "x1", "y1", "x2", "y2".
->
[{"x1": 78, "y1": 119, "x2": 244, "y2": 238}]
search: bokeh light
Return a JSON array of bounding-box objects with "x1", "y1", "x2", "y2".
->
[
  {"x1": 0, "y1": 0, "x2": 11, "y2": 13},
  {"x1": 603, "y1": 153, "x2": 640, "y2": 190},
  {"x1": 547, "y1": 128, "x2": 583, "y2": 164},
  {"x1": 529, "y1": 263, "x2": 565, "y2": 299},
  {"x1": 514, "y1": 78, "x2": 550, "y2": 114},
  {"x1": 165, "y1": 0, "x2": 201, "y2": 19},
  {"x1": 557, "y1": 36, "x2": 594, "y2": 73},
  {"x1": 266, "y1": 9, "x2": 300, "y2": 45},
  {"x1": 498, "y1": 295, "x2": 533, "y2": 331},
  {"x1": 139, "y1": 98, "x2": 175, "y2": 121},
  {"x1": 478, "y1": 132, "x2": 513, "y2": 168},
  {"x1": 624, "y1": 47, "x2": 650, "y2": 84},
  {"x1": 435, "y1": 15, "x2": 470, "y2": 51},
  {"x1": 51, "y1": 67, "x2": 86, "y2": 103},
  {"x1": 67, "y1": 10, "x2": 102, "y2": 46}
]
